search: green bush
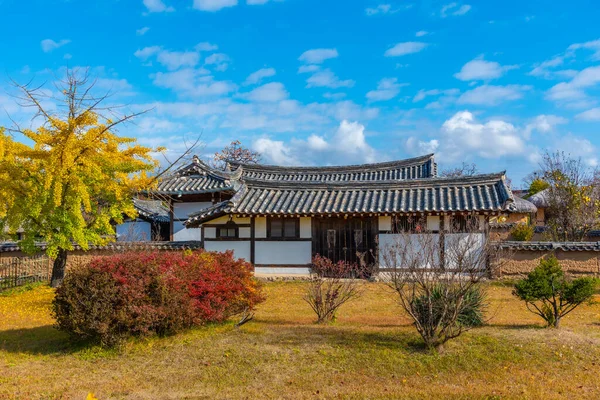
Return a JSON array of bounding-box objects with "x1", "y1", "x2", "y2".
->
[
  {"x1": 513, "y1": 255, "x2": 595, "y2": 328},
  {"x1": 510, "y1": 223, "x2": 535, "y2": 241},
  {"x1": 413, "y1": 284, "x2": 487, "y2": 330}
]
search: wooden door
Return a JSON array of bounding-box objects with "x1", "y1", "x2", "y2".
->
[{"x1": 312, "y1": 217, "x2": 378, "y2": 266}]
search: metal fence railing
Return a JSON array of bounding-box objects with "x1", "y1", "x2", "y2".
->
[{"x1": 0, "y1": 255, "x2": 52, "y2": 291}]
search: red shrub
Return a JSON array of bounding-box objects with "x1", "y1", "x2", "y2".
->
[{"x1": 53, "y1": 250, "x2": 265, "y2": 345}]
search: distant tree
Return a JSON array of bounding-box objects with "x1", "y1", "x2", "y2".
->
[
  {"x1": 513, "y1": 255, "x2": 595, "y2": 328},
  {"x1": 540, "y1": 151, "x2": 600, "y2": 241},
  {"x1": 212, "y1": 140, "x2": 261, "y2": 169},
  {"x1": 0, "y1": 69, "x2": 159, "y2": 287},
  {"x1": 527, "y1": 178, "x2": 550, "y2": 198},
  {"x1": 440, "y1": 162, "x2": 478, "y2": 178}
]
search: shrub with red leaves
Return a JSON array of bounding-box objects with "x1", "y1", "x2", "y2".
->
[{"x1": 53, "y1": 250, "x2": 265, "y2": 346}]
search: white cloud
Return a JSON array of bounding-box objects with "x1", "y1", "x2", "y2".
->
[
  {"x1": 298, "y1": 65, "x2": 320, "y2": 73},
  {"x1": 143, "y1": 0, "x2": 174, "y2": 13},
  {"x1": 298, "y1": 48, "x2": 339, "y2": 64},
  {"x1": 405, "y1": 137, "x2": 439, "y2": 155},
  {"x1": 244, "y1": 82, "x2": 288, "y2": 102},
  {"x1": 576, "y1": 107, "x2": 600, "y2": 121},
  {"x1": 366, "y1": 78, "x2": 406, "y2": 102},
  {"x1": 546, "y1": 66, "x2": 600, "y2": 107},
  {"x1": 384, "y1": 42, "x2": 428, "y2": 57},
  {"x1": 567, "y1": 38, "x2": 600, "y2": 60},
  {"x1": 365, "y1": 4, "x2": 391, "y2": 15},
  {"x1": 251, "y1": 120, "x2": 378, "y2": 166},
  {"x1": 204, "y1": 53, "x2": 230, "y2": 72},
  {"x1": 193, "y1": 0, "x2": 237, "y2": 11},
  {"x1": 134, "y1": 46, "x2": 162, "y2": 60},
  {"x1": 441, "y1": 3, "x2": 471, "y2": 17},
  {"x1": 305, "y1": 69, "x2": 355, "y2": 89},
  {"x1": 523, "y1": 115, "x2": 568, "y2": 138},
  {"x1": 406, "y1": 111, "x2": 524, "y2": 161},
  {"x1": 157, "y1": 50, "x2": 200, "y2": 70},
  {"x1": 415, "y1": 30, "x2": 428, "y2": 37},
  {"x1": 40, "y1": 39, "x2": 70, "y2": 53},
  {"x1": 136, "y1": 27, "x2": 150, "y2": 36},
  {"x1": 454, "y1": 57, "x2": 518, "y2": 81},
  {"x1": 244, "y1": 68, "x2": 276, "y2": 85},
  {"x1": 458, "y1": 84, "x2": 531, "y2": 106},
  {"x1": 195, "y1": 42, "x2": 219, "y2": 52},
  {"x1": 413, "y1": 88, "x2": 459, "y2": 103},
  {"x1": 529, "y1": 56, "x2": 577, "y2": 80},
  {"x1": 254, "y1": 138, "x2": 298, "y2": 165},
  {"x1": 152, "y1": 69, "x2": 236, "y2": 97},
  {"x1": 323, "y1": 92, "x2": 346, "y2": 100}
]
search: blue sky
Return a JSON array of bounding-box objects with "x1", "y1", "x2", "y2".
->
[{"x1": 1, "y1": 0, "x2": 600, "y2": 186}]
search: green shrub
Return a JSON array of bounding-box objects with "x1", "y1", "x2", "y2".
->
[
  {"x1": 513, "y1": 255, "x2": 595, "y2": 328},
  {"x1": 510, "y1": 223, "x2": 535, "y2": 241},
  {"x1": 413, "y1": 285, "x2": 487, "y2": 331},
  {"x1": 53, "y1": 250, "x2": 265, "y2": 346}
]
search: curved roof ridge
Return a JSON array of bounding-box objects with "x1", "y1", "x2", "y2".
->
[
  {"x1": 228, "y1": 153, "x2": 435, "y2": 172},
  {"x1": 241, "y1": 171, "x2": 508, "y2": 189}
]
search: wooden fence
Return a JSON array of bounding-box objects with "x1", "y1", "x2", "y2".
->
[{"x1": 0, "y1": 255, "x2": 52, "y2": 291}]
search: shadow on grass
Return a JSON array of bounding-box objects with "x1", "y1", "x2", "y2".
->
[
  {"x1": 492, "y1": 323, "x2": 545, "y2": 330},
  {"x1": 255, "y1": 322, "x2": 428, "y2": 353},
  {"x1": 0, "y1": 325, "x2": 95, "y2": 355}
]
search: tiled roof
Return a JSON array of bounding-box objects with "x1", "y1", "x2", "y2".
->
[
  {"x1": 0, "y1": 241, "x2": 202, "y2": 253},
  {"x1": 228, "y1": 154, "x2": 437, "y2": 182},
  {"x1": 155, "y1": 158, "x2": 241, "y2": 194},
  {"x1": 133, "y1": 199, "x2": 170, "y2": 223},
  {"x1": 186, "y1": 172, "x2": 513, "y2": 226},
  {"x1": 497, "y1": 241, "x2": 600, "y2": 251}
]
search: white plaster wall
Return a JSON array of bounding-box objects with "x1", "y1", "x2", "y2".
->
[
  {"x1": 379, "y1": 216, "x2": 392, "y2": 232},
  {"x1": 300, "y1": 217, "x2": 312, "y2": 238},
  {"x1": 427, "y1": 216, "x2": 440, "y2": 231},
  {"x1": 255, "y1": 217, "x2": 267, "y2": 238},
  {"x1": 204, "y1": 241, "x2": 251, "y2": 262},
  {"x1": 255, "y1": 241, "x2": 312, "y2": 265},
  {"x1": 173, "y1": 221, "x2": 201, "y2": 241},
  {"x1": 174, "y1": 202, "x2": 212, "y2": 219},
  {"x1": 116, "y1": 221, "x2": 151, "y2": 242},
  {"x1": 254, "y1": 267, "x2": 311, "y2": 275},
  {"x1": 239, "y1": 227, "x2": 251, "y2": 238},
  {"x1": 379, "y1": 233, "x2": 440, "y2": 269},
  {"x1": 378, "y1": 232, "x2": 485, "y2": 269},
  {"x1": 444, "y1": 233, "x2": 485, "y2": 269}
]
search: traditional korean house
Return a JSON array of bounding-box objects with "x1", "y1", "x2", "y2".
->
[
  {"x1": 116, "y1": 199, "x2": 170, "y2": 242},
  {"x1": 155, "y1": 153, "x2": 514, "y2": 274}
]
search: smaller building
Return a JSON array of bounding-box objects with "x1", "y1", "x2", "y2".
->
[{"x1": 116, "y1": 199, "x2": 170, "y2": 242}]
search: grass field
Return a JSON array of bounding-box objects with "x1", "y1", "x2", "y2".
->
[{"x1": 0, "y1": 281, "x2": 599, "y2": 399}]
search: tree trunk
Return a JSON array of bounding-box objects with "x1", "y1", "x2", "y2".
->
[
  {"x1": 553, "y1": 317, "x2": 561, "y2": 329},
  {"x1": 50, "y1": 248, "x2": 68, "y2": 288}
]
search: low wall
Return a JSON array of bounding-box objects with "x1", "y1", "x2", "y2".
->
[
  {"x1": 495, "y1": 242, "x2": 600, "y2": 277},
  {"x1": 0, "y1": 241, "x2": 203, "y2": 271}
]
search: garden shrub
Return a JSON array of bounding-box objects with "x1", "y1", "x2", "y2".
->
[
  {"x1": 510, "y1": 223, "x2": 535, "y2": 241},
  {"x1": 53, "y1": 250, "x2": 265, "y2": 346},
  {"x1": 513, "y1": 255, "x2": 595, "y2": 328}
]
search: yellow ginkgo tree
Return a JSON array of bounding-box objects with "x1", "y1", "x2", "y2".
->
[{"x1": 0, "y1": 69, "x2": 160, "y2": 287}]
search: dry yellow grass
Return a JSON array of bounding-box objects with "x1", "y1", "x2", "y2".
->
[{"x1": 0, "y1": 281, "x2": 599, "y2": 399}]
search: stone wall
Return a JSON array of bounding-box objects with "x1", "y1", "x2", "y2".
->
[{"x1": 495, "y1": 248, "x2": 600, "y2": 277}]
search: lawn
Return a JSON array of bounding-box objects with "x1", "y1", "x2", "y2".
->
[{"x1": 0, "y1": 281, "x2": 599, "y2": 399}]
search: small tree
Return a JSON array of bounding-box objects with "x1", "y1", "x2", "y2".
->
[
  {"x1": 380, "y1": 217, "x2": 497, "y2": 352},
  {"x1": 540, "y1": 151, "x2": 600, "y2": 241},
  {"x1": 303, "y1": 255, "x2": 365, "y2": 324},
  {"x1": 513, "y1": 255, "x2": 595, "y2": 328},
  {"x1": 0, "y1": 69, "x2": 159, "y2": 287},
  {"x1": 510, "y1": 223, "x2": 535, "y2": 241},
  {"x1": 526, "y1": 178, "x2": 550, "y2": 198},
  {"x1": 212, "y1": 140, "x2": 261, "y2": 169}
]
